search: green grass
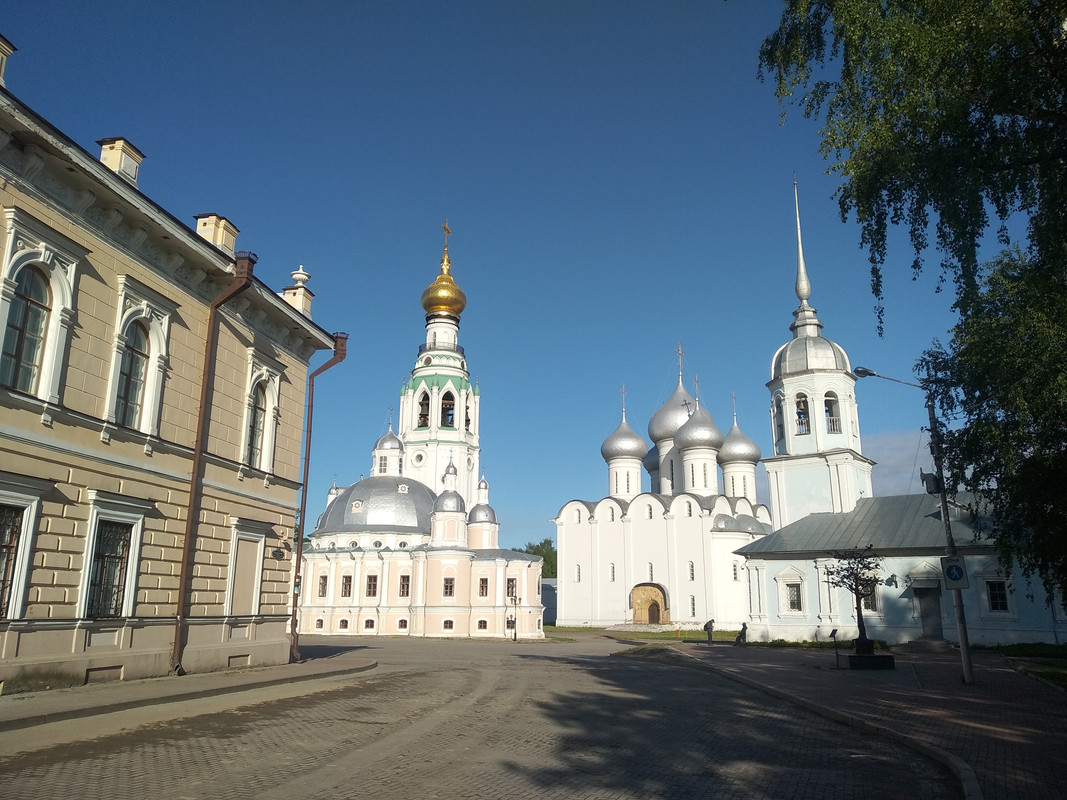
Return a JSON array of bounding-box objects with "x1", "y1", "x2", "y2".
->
[{"x1": 993, "y1": 643, "x2": 1067, "y2": 689}]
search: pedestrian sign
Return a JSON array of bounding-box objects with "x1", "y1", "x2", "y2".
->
[{"x1": 941, "y1": 556, "x2": 969, "y2": 590}]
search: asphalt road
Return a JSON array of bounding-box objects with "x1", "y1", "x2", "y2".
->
[{"x1": 0, "y1": 634, "x2": 959, "y2": 799}]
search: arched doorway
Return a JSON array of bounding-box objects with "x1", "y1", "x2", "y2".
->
[
  {"x1": 648, "y1": 601, "x2": 660, "y2": 624},
  {"x1": 631, "y1": 583, "x2": 669, "y2": 624}
]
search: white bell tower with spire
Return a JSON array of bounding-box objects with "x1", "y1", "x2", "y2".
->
[
  {"x1": 763, "y1": 182, "x2": 873, "y2": 529},
  {"x1": 397, "y1": 222, "x2": 481, "y2": 507}
]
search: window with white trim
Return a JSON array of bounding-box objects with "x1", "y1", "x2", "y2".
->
[
  {"x1": 1, "y1": 209, "x2": 84, "y2": 414},
  {"x1": 1, "y1": 265, "x2": 49, "y2": 394},
  {"x1": 341, "y1": 574, "x2": 352, "y2": 597},
  {"x1": 0, "y1": 472, "x2": 49, "y2": 620},
  {"x1": 339, "y1": 619, "x2": 349, "y2": 630},
  {"x1": 398, "y1": 618, "x2": 408, "y2": 629},
  {"x1": 443, "y1": 619, "x2": 454, "y2": 630},
  {"x1": 690, "y1": 595, "x2": 696, "y2": 617},
  {"x1": 774, "y1": 567, "x2": 807, "y2": 617},
  {"x1": 239, "y1": 351, "x2": 281, "y2": 475},
  {"x1": 477, "y1": 619, "x2": 488, "y2": 630},
  {"x1": 101, "y1": 276, "x2": 175, "y2": 445},
  {"x1": 987, "y1": 580, "x2": 1009, "y2": 612},
  {"x1": 80, "y1": 490, "x2": 149, "y2": 619},
  {"x1": 226, "y1": 517, "x2": 269, "y2": 616}
]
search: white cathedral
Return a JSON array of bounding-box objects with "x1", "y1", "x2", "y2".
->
[
  {"x1": 554, "y1": 185, "x2": 873, "y2": 628},
  {"x1": 297, "y1": 233, "x2": 544, "y2": 639}
]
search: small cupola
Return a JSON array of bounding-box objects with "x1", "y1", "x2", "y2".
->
[
  {"x1": 97, "y1": 137, "x2": 145, "y2": 187},
  {"x1": 193, "y1": 213, "x2": 239, "y2": 256}
]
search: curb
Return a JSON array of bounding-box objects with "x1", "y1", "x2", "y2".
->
[
  {"x1": 0, "y1": 660, "x2": 378, "y2": 733},
  {"x1": 673, "y1": 647, "x2": 983, "y2": 800}
]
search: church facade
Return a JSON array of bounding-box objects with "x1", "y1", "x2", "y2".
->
[
  {"x1": 555, "y1": 184, "x2": 873, "y2": 629},
  {"x1": 296, "y1": 234, "x2": 544, "y2": 639}
]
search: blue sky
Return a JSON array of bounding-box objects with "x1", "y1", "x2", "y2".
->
[{"x1": 4, "y1": 2, "x2": 972, "y2": 548}]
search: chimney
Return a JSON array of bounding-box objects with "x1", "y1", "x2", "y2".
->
[
  {"x1": 280, "y1": 264, "x2": 314, "y2": 317},
  {"x1": 97, "y1": 138, "x2": 145, "y2": 187},
  {"x1": 193, "y1": 213, "x2": 239, "y2": 256},
  {"x1": 0, "y1": 34, "x2": 15, "y2": 87}
]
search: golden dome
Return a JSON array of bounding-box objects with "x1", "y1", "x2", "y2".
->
[{"x1": 420, "y1": 247, "x2": 467, "y2": 317}]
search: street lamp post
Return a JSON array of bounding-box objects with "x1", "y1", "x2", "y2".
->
[{"x1": 853, "y1": 366, "x2": 974, "y2": 685}]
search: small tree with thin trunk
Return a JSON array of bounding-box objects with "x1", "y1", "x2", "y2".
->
[{"x1": 823, "y1": 546, "x2": 882, "y2": 654}]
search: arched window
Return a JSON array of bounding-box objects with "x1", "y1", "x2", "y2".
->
[
  {"x1": 688, "y1": 561, "x2": 695, "y2": 581},
  {"x1": 648, "y1": 563, "x2": 654, "y2": 581},
  {"x1": 246, "y1": 384, "x2": 267, "y2": 466},
  {"x1": 339, "y1": 619, "x2": 349, "y2": 630},
  {"x1": 443, "y1": 619, "x2": 454, "y2": 630},
  {"x1": 441, "y1": 391, "x2": 456, "y2": 427},
  {"x1": 690, "y1": 596, "x2": 696, "y2": 617},
  {"x1": 795, "y1": 394, "x2": 810, "y2": 435},
  {"x1": 626, "y1": 473, "x2": 631, "y2": 493},
  {"x1": 609, "y1": 563, "x2": 616, "y2": 582},
  {"x1": 774, "y1": 396, "x2": 786, "y2": 444},
  {"x1": 703, "y1": 463, "x2": 708, "y2": 488},
  {"x1": 575, "y1": 564, "x2": 581, "y2": 583},
  {"x1": 364, "y1": 619, "x2": 375, "y2": 629},
  {"x1": 575, "y1": 508, "x2": 581, "y2": 523},
  {"x1": 398, "y1": 619, "x2": 408, "y2": 629},
  {"x1": 1, "y1": 266, "x2": 50, "y2": 393},
  {"x1": 686, "y1": 502, "x2": 692, "y2": 518},
  {"x1": 115, "y1": 321, "x2": 149, "y2": 429},
  {"x1": 824, "y1": 392, "x2": 841, "y2": 433},
  {"x1": 417, "y1": 392, "x2": 430, "y2": 427},
  {"x1": 477, "y1": 619, "x2": 488, "y2": 630},
  {"x1": 314, "y1": 619, "x2": 324, "y2": 629},
  {"x1": 669, "y1": 461, "x2": 675, "y2": 490},
  {"x1": 465, "y1": 402, "x2": 471, "y2": 431},
  {"x1": 690, "y1": 464, "x2": 695, "y2": 487},
  {"x1": 732, "y1": 562, "x2": 740, "y2": 581},
  {"x1": 647, "y1": 505, "x2": 653, "y2": 520},
  {"x1": 614, "y1": 471, "x2": 618, "y2": 494},
  {"x1": 609, "y1": 507, "x2": 615, "y2": 522}
]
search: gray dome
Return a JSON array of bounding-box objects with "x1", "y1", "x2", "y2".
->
[
  {"x1": 601, "y1": 416, "x2": 648, "y2": 461},
  {"x1": 643, "y1": 443, "x2": 660, "y2": 475},
  {"x1": 720, "y1": 421, "x2": 761, "y2": 463},
  {"x1": 468, "y1": 503, "x2": 498, "y2": 524},
  {"x1": 312, "y1": 476, "x2": 435, "y2": 536},
  {"x1": 648, "y1": 381, "x2": 696, "y2": 443},
  {"x1": 444, "y1": 460, "x2": 458, "y2": 476},
  {"x1": 771, "y1": 336, "x2": 851, "y2": 380},
  {"x1": 374, "y1": 429, "x2": 404, "y2": 452},
  {"x1": 434, "y1": 489, "x2": 465, "y2": 513},
  {"x1": 478, "y1": 475, "x2": 489, "y2": 490},
  {"x1": 674, "y1": 405, "x2": 724, "y2": 451}
]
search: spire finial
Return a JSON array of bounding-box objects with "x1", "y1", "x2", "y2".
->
[
  {"x1": 694, "y1": 373, "x2": 701, "y2": 407},
  {"x1": 440, "y1": 220, "x2": 452, "y2": 273},
  {"x1": 620, "y1": 384, "x2": 628, "y2": 420},
  {"x1": 387, "y1": 406, "x2": 393, "y2": 431},
  {"x1": 731, "y1": 391, "x2": 738, "y2": 423},
  {"x1": 794, "y1": 178, "x2": 812, "y2": 306},
  {"x1": 675, "y1": 341, "x2": 685, "y2": 384}
]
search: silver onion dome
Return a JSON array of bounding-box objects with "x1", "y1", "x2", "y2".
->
[
  {"x1": 771, "y1": 335, "x2": 851, "y2": 380},
  {"x1": 720, "y1": 420, "x2": 762, "y2": 464},
  {"x1": 601, "y1": 416, "x2": 648, "y2": 461},
  {"x1": 642, "y1": 443, "x2": 660, "y2": 475},
  {"x1": 373, "y1": 428, "x2": 404, "y2": 452},
  {"x1": 468, "y1": 503, "x2": 498, "y2": 524},
  {"x1": 673, "y1": 404, "x2": 724, "y2": 451},
  {"x1": 648, "y1": 381, "x2": 696, "y2": 443},
  {"x1": 434, "y1": 489, "x2": 465, "y2": 513},
  {"x1": 312, "y1": 476, "x2": 435, "y2": 536}
]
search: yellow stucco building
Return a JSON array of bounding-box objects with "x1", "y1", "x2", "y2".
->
[{"x1": 0, "y1": 35, "x2": 336, "y2": 684}]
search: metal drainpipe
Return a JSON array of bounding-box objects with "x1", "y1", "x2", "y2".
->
[
  {"x1": 290, "y1": 332, "x2": 348, "y2": 661},
  {"x1": 171, "y1": 252, "x2": 256, "y2": 674}
]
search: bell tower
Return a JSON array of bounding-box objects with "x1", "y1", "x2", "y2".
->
[
  {"x1": 397, "y1": 222, "x2": 481, "y2": 507},
  {"x1": 763, "y1": 184, "x2": 873, "y2": 528}
]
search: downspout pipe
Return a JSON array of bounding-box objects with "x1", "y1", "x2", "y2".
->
[
  {"x1": 171, "y1": 252, "x2": 256, "y2": 674},
  {"x1": 290, "y1": 332, "x2": 348, "y2": 661}
]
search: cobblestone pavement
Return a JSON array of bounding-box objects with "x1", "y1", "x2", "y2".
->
[
  {"x1": 678, "y1": 641, "x2": 1067, "y2": 800},
  {"x1": 0, "y1": 636, "x2": 958, "y2": 799}
]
